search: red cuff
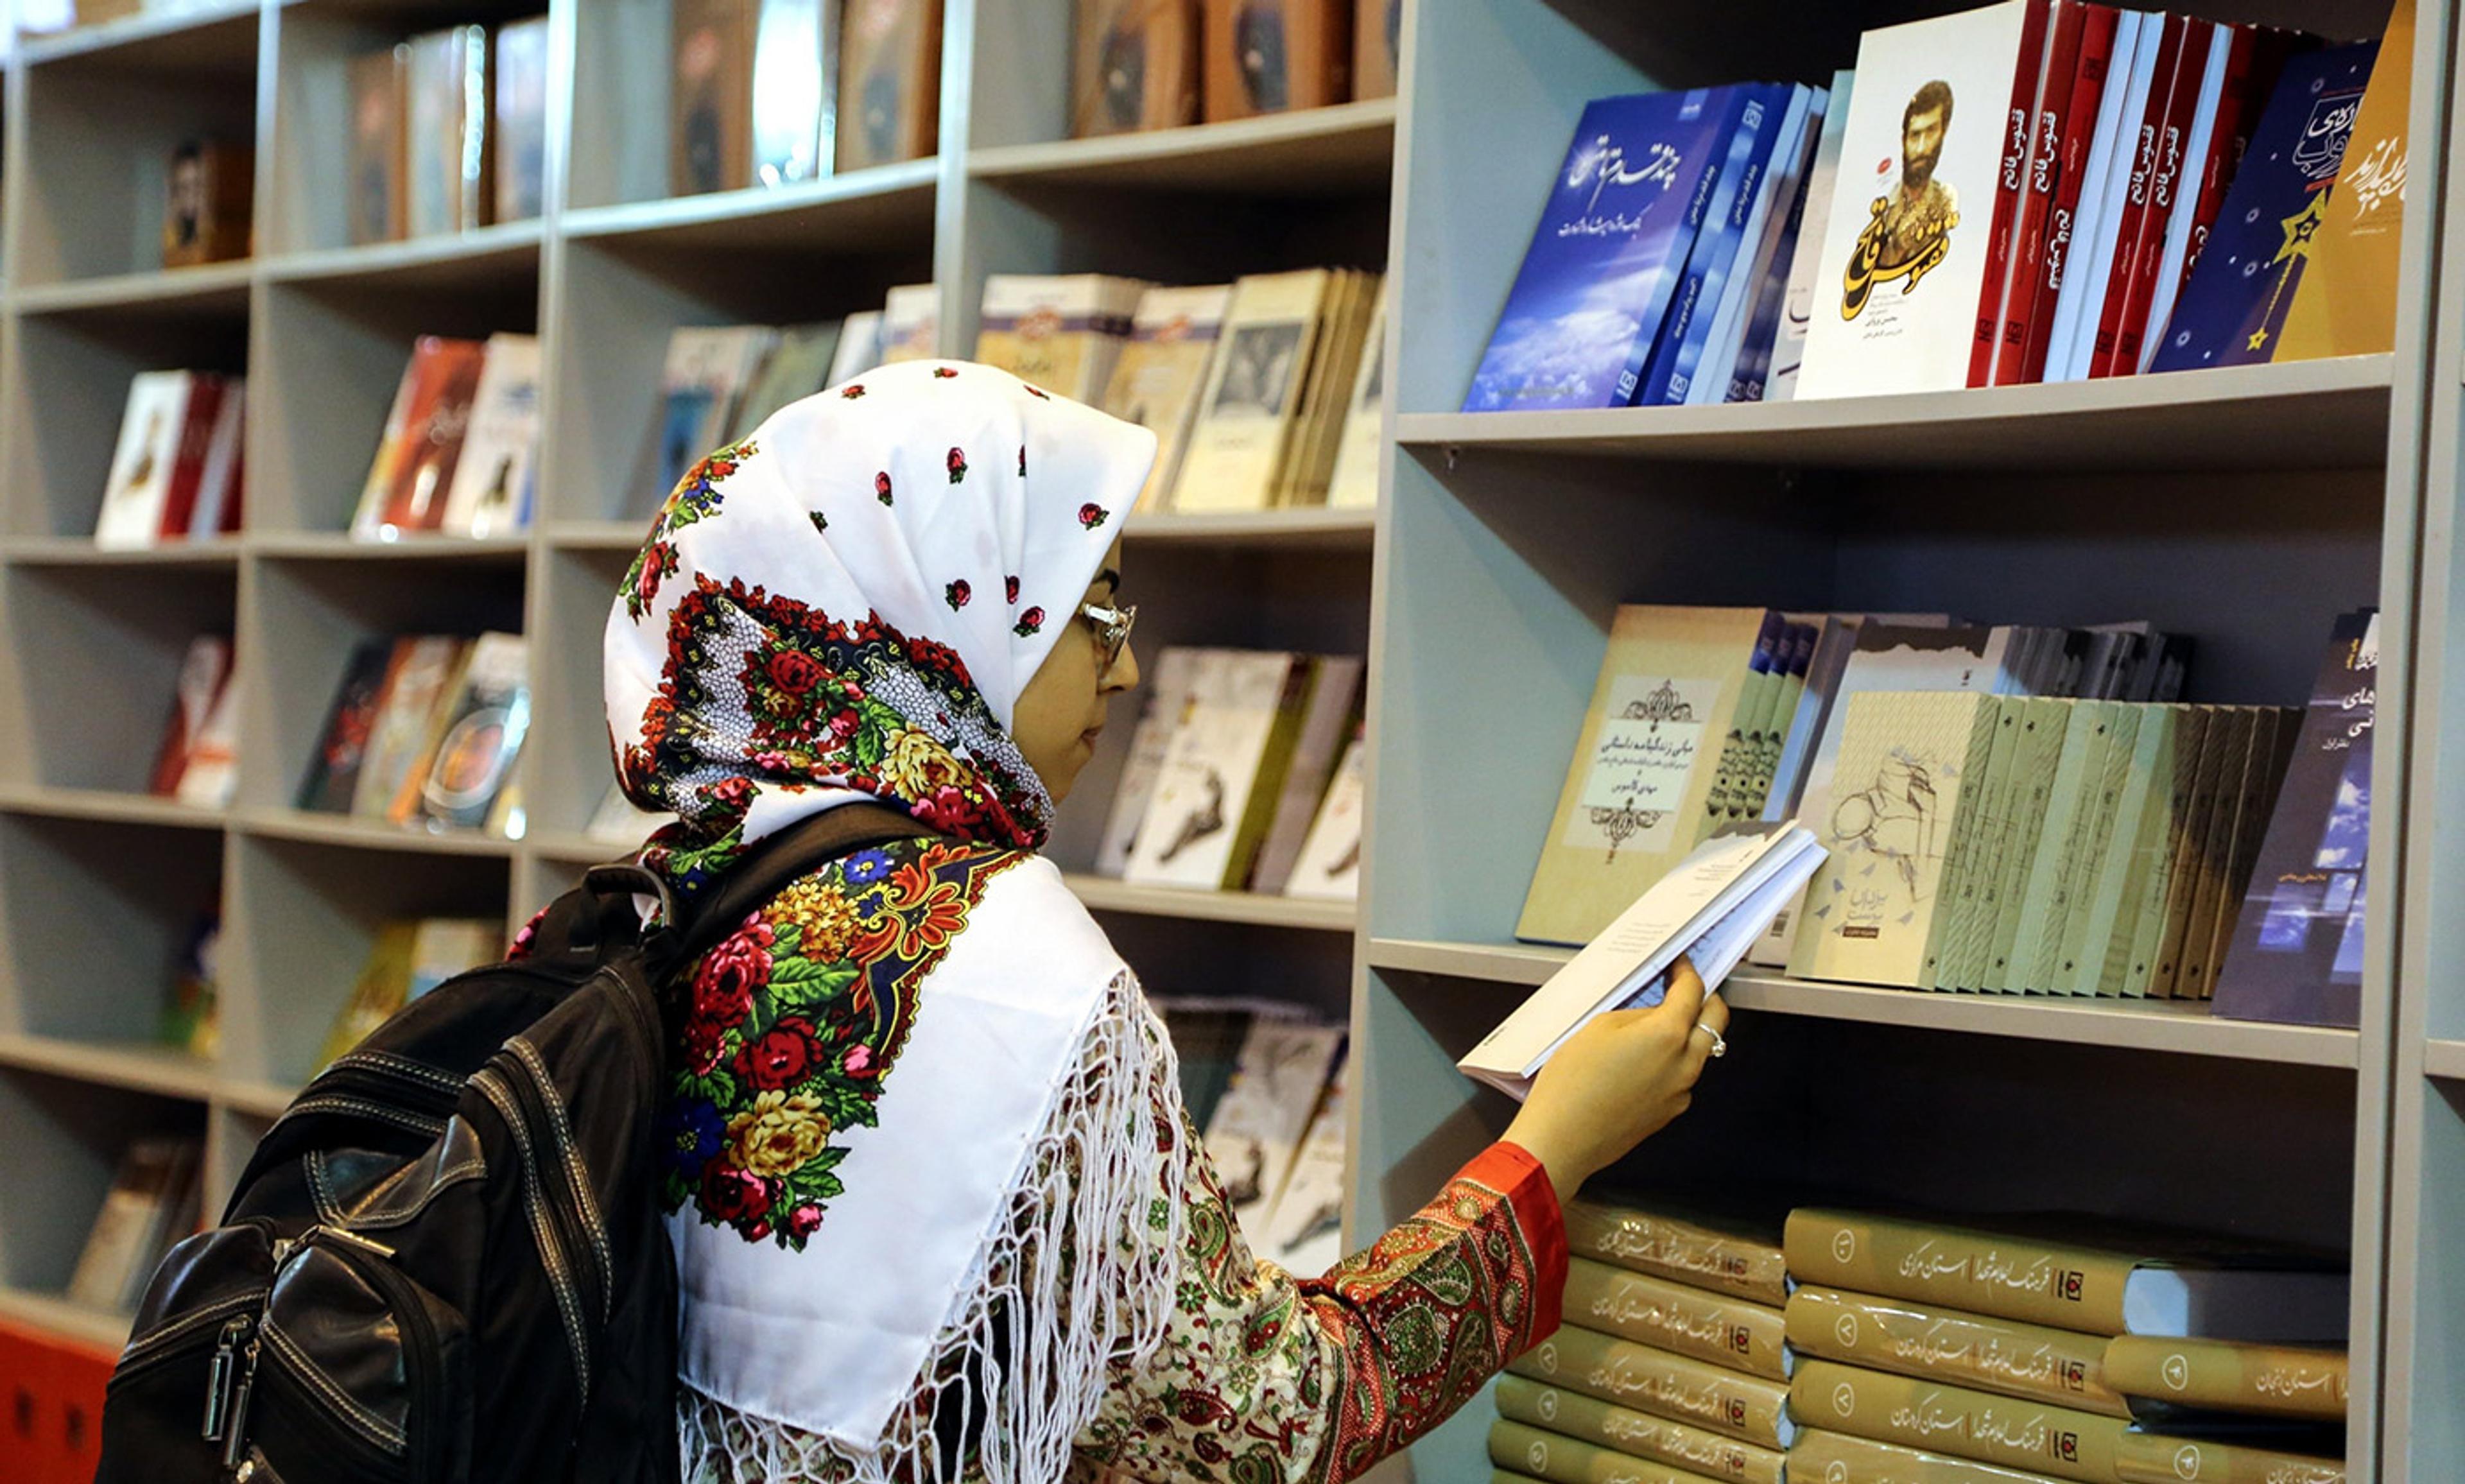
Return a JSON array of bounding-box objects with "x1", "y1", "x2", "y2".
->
[{"x1": 1471, "y1": 1141, "x2": 1566, "y2": 1346}]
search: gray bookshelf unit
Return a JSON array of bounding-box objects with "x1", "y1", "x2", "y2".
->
[{"x1": 0, "y1": 4, "x2": 2454, "y2": 1484}]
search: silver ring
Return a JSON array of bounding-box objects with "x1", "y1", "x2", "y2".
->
[{"x1": 1693, "y1": 1022, "x2": 1727, "y2": 1058}]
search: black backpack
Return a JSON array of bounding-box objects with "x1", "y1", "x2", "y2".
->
[{"x1": 96, "y1": 803, "x2": 939, "y2": 1484}]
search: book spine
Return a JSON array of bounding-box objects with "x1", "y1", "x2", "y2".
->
[
  {"x1": 1921, "y1": 698, "x2": 2010, "y2": 988},
  {"x1": 2113, "y1": 1431, "x2": 2345, "y2": 1484},
  {"x1": 2150, "y1": 706, "x2": 2242, "y2": 997},
  {"x1": 1785, "y1": 1284, "x2": 2127, "y2": 1417},
  {"x1": 1997, "y1": 1, "x2": 2088, "y2": 385},
  {"x1": 1790, "y1": 1359, "x2": 2132, "y2": 1484},
  {"x1": 1614, "y1": 125, "x2": 1727, "y2": 405},
  {"x1": 1564, "y1": 1257, "x2": 1791, "y2": 1380},
  {"x1": 2113, "y1": 19, "x2": 2215, "y2": 374},
  {"x1": 1782, "y1": 1208, "x2": 2135, "y2": 1333},
  {"x1": 1489, "y1": 1420, "x2": 1740, "y2": 1484},
  {"x1": 2088, "y1": 15, "x2": 2186, "y2": 379},
  {"x1": 156, "y1": 376, "x2": 223, "y2": 539},
  {"x1": 1227, "y1": 655, "x2": 1319, "y2": 890},
  {"x1": 2104, "y1": 1339, "x2": 2348, "y2": 1421},
  {"x1": 2132, "y1": 26, "x2": 2233, "y2": 373},
  {"x1": 1494, "y1": 1376, "x2": 1786, "y2": 1484},
  {"x1": 2177, "y1": 29, "x2": 2285, "y2": 295},
  {"x1": 2043, "y1": 704, "x2": 2141, "y2": 992},
  {"x1": 1639, "y1": 91, "x2": 1772, "y2": 406},
  {"x1": 1731, "y1": 160, "x2": 1812, "y2": 402},
  {"x1": 1793, "y1": 1428, "x2": 2094, "y2": 1484},
  {"x1": 2043, "y1": 12, "x2": 2144, "y2": 380},
  {"x1": 1508, "y1": 1325, "x2": 1794, "y2": 1448},
  {"x1": 2020, "y1": 5, "x2": 2122, "y2": 383},
  {"x1": 1563, "y1": 1202, "x2": 1792, "y2": 1306},
  {"x1": 1972, "y1": 0, "x2": 2056, "y2": 386}
]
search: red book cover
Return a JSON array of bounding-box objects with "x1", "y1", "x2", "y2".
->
[
  {"x1": 1996, "y1": 0, "x2": 2088, "y2": 384},
  {"x1": 2176, "y1": 28, "x2": 2297, "y2": 292},
  {"x1": 2113, "y1": 18, "x2": 2217, "y2": 374},
  {"x1": 376, "y1": 339, "x2": 487, "y2": 535},
  {"x1": 2018, "y1": 3, "x2": 2120, "y2": 382},
  {"x1": 149, "y1": 637, "x2": 232, "y2": 797},
  {"x1": 2086, "y1": 13, "x2": 2186, "y2": 379},
  {"x1": 1969, "y1": 0, "x2": 2054, "y2": 386},
  {"x1": 153, "y1": 376, "x2": 224, "y2": 539}
]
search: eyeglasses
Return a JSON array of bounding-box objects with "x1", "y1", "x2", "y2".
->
[{"x1": 1077, "y1": 600, "x2": 1137, "y2": 669}]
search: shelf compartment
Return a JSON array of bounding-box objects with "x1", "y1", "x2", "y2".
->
[
  {"x1": 969, "y1": 100, "x2": 1397, "y2": 196},
  {"x1": 0, "y1": 811, "x2": 223, "y2": 1049},
  {"x1": 0, "y1": 1067, "x2": 205, "y2": 1320},
  {"x1": 562, "y1": 159, "x2": 943, "y2": 256},
  {"x1": 1123, "y1": 506, "x2": 1375, "y2": 549},
  {"x1": 0, "y1": 560, "x2": 239, "y2": 793},
  {"x1": 1395, "y1": 356, "x2": 2393, "y2": 474},
  {"x1": 1366, "y1": 939, "x2": 2361, "y2": 1068},
  {"x1": 1064, "y1": 875, "x2": 1356, "y2": 931},
  {"x1": 2428, "y1": 1039, "x2": 2465, "y2": 1082},
  {"x1": 0, "y1": 1031, "x2": 218, "y2": 1104}
]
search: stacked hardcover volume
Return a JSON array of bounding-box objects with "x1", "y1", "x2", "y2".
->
[{"x1": 1491, "y1": 1198, "x2": 1795, "y2": 1484}]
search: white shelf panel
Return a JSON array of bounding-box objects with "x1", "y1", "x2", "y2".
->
[
  {"x1": 0, "y1": 786, "x2": 227, "y2": 830},
  {"x1": 0, "y1": 1285, "x2": 132, "y2": 1354},
  {"x1": 0, "y1": 1031, "x2": 219, "y2": 1102},
  {"x1": 2426, "y1": 1039, "x2": 2465, "y2": 1081},
  {"x1": 543, "y1": 520, "x2": 650, "y2": 553},
  {"x1": 19, "y1": 0, "x2": 259, "y2": 73},
  {"x1": 1364, "y1": 938, "x2": 2361, "y2": 1068},
  {"x1": 561, "y1": 160, "x2": 942, "y2": 255},
  {"x1": 13, "y1": 260, "x2": 254, "y2": 318},
  {"x1": 1064, "y1": 875, "x2": 1356, "y2": 931},
  {"x1": 6, "y1": 536, "x2": 245, "y2": 567},
  {"x1": 259, "y1": 221, "x2": 546, "y2": 293},
  {"x1": 249, "y1": 531, "x2": 532, "y2": 562},
  {"x1": 1125, "y1": 505, "x2": 1375, "y2": 548},
  {"x1": 969, "y1": 100, "x2": 1397, "y2": 195},
  {"x1": 1396, "y1": 356, "x2": 2394, "y2": 473},
  {"x1": 236, "y1": 807, "x2": 519, "y2": 858}
]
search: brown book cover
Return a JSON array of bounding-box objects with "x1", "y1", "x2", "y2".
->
[
  {"x1": 1489, "y1": 1420, "x2": 1731, "y2": 1484},
  {"x1": 406, "y1": 25, "x2": 494, "y2": 235},
  {"x1": 494, "y1": 16, "x2": 550, "y2": 221},
  {"x1": 840, "y1": 0, "x2": 942, "y2": 169},
  {"x1": 1563, "y1": 1198, "x2": 1790, "y2": 1307},
  {"x1": 1202, "y1": 0, "x2": 1349, "y2": 121},
  {"x1": 1494, "y1": 1376, "x2": 1785, "y2": 1484},
  {"x1": 2113, "y1": 1431, "x2": 2343, "y2": 1484},
  {"x1": 1506, "y1": 1325, "x2": 1794, "y2": 1449},
  {"x1": 1785, "y1": 1285, "x2": 2128, "y2": 1417},
  {"x1": 2102, "y1": 1336, "x2": 2348, "y2": 1422},
  {"x1": 1792, "y1": 1428, "x2": 2080, "y2": 1484},
  {"x1": 162, "y1": 139, "x2": 252, "y2": 268},
  {"x1": 1563, "y1": 1257, "x2": 1790, "y2": 1381},
  {"x1": 1792, "y1": 1359, "x2": 2131, "y2": 1484},
  {"x1": 354, "y1": 337, "x2": 489, "y2": 538},
  {"x1": 1352, "y1": 0, "x2": 1396, "y2": 99},
  {"x1": 349, "y1": 47, "x2": 408, "y2": 244},
  {"x1": 673, "y1": 0, "x2": 757, "y2": 196},
  {"x1": 1073, "y1": 0, "x2": 1200, "y2": 136}
]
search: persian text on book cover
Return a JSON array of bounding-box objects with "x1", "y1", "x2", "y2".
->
[
  {"x1": 1516, "y1": 605, "x2": 1767, "y2": 945},
  {"x1": 1789, "y1": 690, "x2": 1994, "y2": 986},
  {"x1": 2278, "y1": 0, "x2": 2412, "y2": 361},
  {"x1": 1794, "y1": 1, "x2": 2030, "y2": 399}
]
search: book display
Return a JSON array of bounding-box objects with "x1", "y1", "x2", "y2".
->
[{"x1": 1, "y1": 8, "x2": 2460, "y2": 1476}]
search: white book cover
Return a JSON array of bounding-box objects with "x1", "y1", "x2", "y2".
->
[
  {"x1": 95, "y1": 371, "x2": 197, "y2": 548},
  {"x1": 829, "y1": 310, "x2": 885, "y2": 384},
  {"x1": 1770, "y1": 69, "x2": 1858, "y2": 401},
  {"x1": 186, "y1": 376, "x2": 246, "y2": 539},
  {"x1": 1795, "y1": 4, "x2": 2031, "y2": 401},
  {"x1": 1094, "y1": 645, "x2": 1206, "y2": 877},
  {"x1": 443, "y1": 333, "x2": 542, "y2": 537},
  {"x1": 2043, "y1": 12, "x2": 2150, "y2": 380},
  {"x1": 1256, "y1": 1071, "x2": 1346, "y2": 1276},
  {"x1": 878, "y1": 282, "x2": 940, "y2": 362},
  {"x1": 1123, "y1": 650, "x2": 1297, "y2": 888},
  {"x1": 1286, "y1": 732, "x2": 1367, "y2": 902},
  {"x1": 2056, "y1": 13, "x2": 2167, "y2": 380},
  {"x1": 1690, "y1": 84, "x2": 1819, "y2": 404},
  {"x1": 1201, "y1": 1021, "x2": 1344, "y2": 1227},
  {"x1": 1324, "y1": 288, "x2": 1387, "y2": 509}
]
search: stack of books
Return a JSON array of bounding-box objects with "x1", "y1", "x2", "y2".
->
[
  {"x1": 347, "y1": 17, "x2": 550, "y2": 241},
  {"x1": 297, "y1": 632, "x2": 530, "y2": 837},
  {"x1": 1069, "y1": 0, "x2": 1397, "y2": 139},
  {"x1": 1491, "y1": 1198, "x2": 1795, "y2": 1484},
  {"x1": 354, "y1": 334, "x2": 542, "y2": 540},
  {"x1": 1783, "y1": 1207, "x2": 2348, "y2": 1484},
  {"x1": 1094, "y1": 645, "x2": 1365, "y2": 899},
  {"x1": 148, "y1": 636, "x2": 239, "y2": 809},
  {"x1": 95, "y1": 371, "x2": 245, "y2": 548},
  {"x1": 2104, "y1": 1336, "x2": 2348, "y2": 1484}
]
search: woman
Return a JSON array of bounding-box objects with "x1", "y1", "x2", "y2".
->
[{"x1": 604, "y1": 361, "x2": 1727, "y2": 1483}]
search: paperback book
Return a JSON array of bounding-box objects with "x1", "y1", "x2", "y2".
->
[{"x1": 1102, "y1": 283, "x2": 1233, "y2": 512}]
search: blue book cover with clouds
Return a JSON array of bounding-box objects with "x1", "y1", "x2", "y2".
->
[
  {"x1": 1463, "y1": 89, "x2": 1736, "y2": 411},
  {"x1": 2147, "y1": 41, "x2": 2378, "y2": 374}
]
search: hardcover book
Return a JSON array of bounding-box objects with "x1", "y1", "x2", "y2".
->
[
  {"x1": 1489, "y1": 1419, "x2": 1737, "y2": 1484},
  {"x1": 1175, "y1": 270, "x2": 1332, "y2": 511},
  {"x1": 673, "y1": 0, "x2": 757, "y2": 195},
  {"x1": 298, "y1": 639, "x2": 398, "y2": 813},
  {"x1": 1789, "y1": 1358, "x2": 2132, "y2": 1484},
  {"x1": 1102, "y1": 283, "x2": 1234, "y2": 512},
  {"x1": 752, "y1": 0, "x2": 840, "y2": 186},
  {"x1": 1561, "y1": 1257, "x2": 1791, "y2": 1379},
  {"x1": 162, "y1": 139, "x2": 252, "y2": 268},
  {"x1": 2102, "y1": 1336, "x2": 2346, "y2": 1422},
  {"x1": 1785, "y1": 1284, "x2": 2127, "y2": 1416},
  {"x1": 1465, "y1": 89, "x2": 1738, "y2": 411},
  {"x1": 2113, "y1": 1432, "x2": 2344, "y2": 1484},
  {"x1": 2148, "y1": 42, "x2": 2378, "y2": 373},
  {"x1": 1562, "y1": 1197, "x2": 1792, "y2": 1307},
  {"x1": 839, "y1": 0, "x2": 942, "y2": 169},
  {"x1": 494, "y1": 15, "x2": 550, "y2": 221},
  {"x1": 2213, "y1": 610, "x2": 2376, "y2": 1028},
  {"x1": 1506, "y1": 1325, "x2": 1796, "y2": 1448},
  {"x1": 1796, "y1": 2, "x2": 2034, "y2": 399},
  {"x1": 2277, "y1": 0, "x2": 2412, "y2": 360},
  {"x1": 1493, "y1": 1376, "x2": 1786, "y2": 1484},
  {"x1": 973, "y1": 273, "x2": 1150, "y2": 401},
  {"x1": 417, "y1": 632, "x2": 530, "y2": 831},
  {"x1": 356, "y1": 337, "x2": 489, "y2": 539},
  {"x1": 442, "y1": 332, "x2": 542, "y2": 538},
  {"x1": 405, "y1": 25, "x2": 492, "y2": 236},
  {"x1": 1073, "y1": 0, "x2": 1200, "y2": 136},
  {"x1": 1201, "y1": 0, "x2": 1348, "y2": 122},
  {"x1": 349, "y1": 46, "x2": 409, "y2": 244},
  {"x1": 1791, "y1": 1426, "x2": 2101, "y2": 1484},
  {"x1": 96, "y1": 371, "x2": 197, "y2": 548}
]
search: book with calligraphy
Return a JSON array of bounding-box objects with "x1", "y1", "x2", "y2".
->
[
  {"x1": 1561, "y1": 1257, "x2": 1790, "y2": 1379},
  {"x1": 2114, "y1": 1432, "x2": 2344, "y2": 1484},
  {"x1": 2103, "y1": 1336, "x2": 2347, "y2": 1422},
  {"x1": 2277, "y1": 0, "x2": 2412, "y2": 360},
  {"x1": 1562, "y1": 1197, "x2": 1791, "y2": 1307},
  {"x1": 1790, "y1": 1359, "x2": 2132, "y2": 1484},
  {"x1": 1489, "y1": 1419, "x2": 1740, "y2": 1484},
  {"x1": 1506, "y1": 1325, "x2": 1795, "y2": 1448},
  {"x1": 1785, "y1": 1284, "x2": 2127, "y2": 1416},
  {"x1": 1493, "y1": 1376, "x2": 1786, "y2": 1484}
]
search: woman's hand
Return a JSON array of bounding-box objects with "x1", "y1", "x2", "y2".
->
[{"x1": 1501, "y1": 958, "x2": 1727, "y2": 1207}]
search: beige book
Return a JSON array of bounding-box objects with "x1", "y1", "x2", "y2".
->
[
  {"x1": 1562, "y1": 1257, "x2": 1790, "y2": 1379},
  {"x1": 1200, "y1": 1018, "x2": 1342, "y2": 1225},
  {"x1": 1975, "y1": 700, "x2": 2071, "y2": 992},
  {"x1": 1518, "y1": 606, "x2": 1773, "y2": 946},
  {"x1": 973, "y1": 273, "x2": 1151, "y2": 401},
  {"x1": 2152, "y1": 708, "x2": 2253, "y2": 997},
  {"x1": 1507, "y1": 1325, "x2": 1794, "y2": 1448},
  {"x1": 67, "y1": 1137, "x2": 202, "y2": 1313},
  {"x1": 2113, "y1": 1432, "x2": 2343, "y2": 1484},
  {"x1": 1785, "y1": 1285, "x2": 2127, "y2": 1417},
  {"x1": 1561, "y1": 1199, "x2": 1789, "y2": 1307},
  {"x1": 1790, "y1": 1359, "x2": 2131, "y2": 1484},
  {"x1": 1281, "y1": 269, "x2": 1377, "y2": 506},
  {"x1": 2063, "y1": 707, "x2": 2177, "y2": 997},
  {"x1": 879, "y1": 282, "x2": 941, "y2": 361},
  {"x1": 1284, "y1": 728, "x2": 1365, "y2": 901},
  {"x1": 1266, "y1": 266, "x2": 1349, "y2": 509},
  {"x1": 2113, "y1": 706, "x2": 2213, "y2": 997},
  {"x1": 1123, "y1": 649, "x2": 1310, "y2": 889},
  {"x1": 1792, "y1": 1427, "x2": 2078, "y2": 1484},
  {"x1": 1928, "y1": 697, "x2": 2023, "y2": 990},
  {"x1": 2177, "y1": 708, "x2": 2272, "y2": 999},
  {"x1": 1103, "y1": 284, "x2": 1234, "y2": 513},
  {"x1": 1174, "y1": 270, "x2": 1334, "y2": 512},
  {"x1": 2039, "y1": 703, "x2": 2143, "y2": 995},
  {"x1": 1790, "y1": 691, "x2": 2001, "y2": 988},
  {"x1": 2102, "y1": 1336, "x2": 2347, "y2": 1422},
  {"x1": 2003, "y1": 703, "x2": 2121, "y2": 994},
  {"x1": 1494, "y1": 1376, "x2": 1785, "y2": 1484},
  {"x1": 1489, "y1": 1420, "x2": 1733, "y2": 1484},
  {"x1": 1325, "y1": 288, "x2": 1386, "y2": 509},
  {"x1": 2186, "y1": 708, "x2": 2298, "y2": 999},
  {"x1": 1096, "y1": 646, "x2": 1208, "y2": 877}
]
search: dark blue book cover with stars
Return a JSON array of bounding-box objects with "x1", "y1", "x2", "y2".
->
[{"x1": 2147, "y1": 40, "x2": 2379, "y2": 374}]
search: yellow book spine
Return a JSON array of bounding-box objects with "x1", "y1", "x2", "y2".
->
[
  {"x1": 1494, "y1": 1375, "x2": 1786, "y2": 1484},
  {"x1": 1792, "y1": 1426, "x2": 2083, "y2": 1484},
  {"x1": 1488, "y1": 1420, "x2": 1734, "y2": 1484},
  {"x1": 1507, "y1": 1325, "x2": 1793, "y2": 1449},
  {"x1": 1563, "y1": 1257, "x2": 1791, "y2": 1380},
  {"x1": 1784, "y1": 1209, "x2": 2136, "y2": 1334},
  {"x1": 1785, "y1": 1285, "x2": 2127, "y2": 1417},
  {"x1": 2102, "y1": 1337, "x2": 2348, "y2": 1422},
  {"x1": 1563, "y1": 1200, "x2": 1791, "y2": 1307},
  {"x1": 2112, "y1": 1431, "x2": 2344, "y2": 1484},
  {"x1": 1789, "y1": 1359, "x2": 2133, "y2": 1484}
]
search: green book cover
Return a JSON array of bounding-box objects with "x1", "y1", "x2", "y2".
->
[
  {"x1": 1998, "y1": 701, "x2": 2106, "y2": 993},
  {"x1": 2043, "y1": 703, "x2": 2143, "y2": 996},
  {"x1": 1979, "y1": 699, "x2": 2072, "y2": 994},
  {"x1": 1948, "y1": 698, "x2": 2049, "y2": 992},
  {"x1": 1699, "y1": 618, "x2": 1784, "y2": 838},
  {"x1": 2019, "y1": 703, "x2": 2127, "y2": 994},
  {"x1": 1930, "y1": 700, "x2": 2023, "y2": 990},
  {"x1": 2115, "y1": 706, "x2": 2213, "y2": 997},
  {"x1": 2068, "y1": 706, "x2": 2177, "y2": 997}
]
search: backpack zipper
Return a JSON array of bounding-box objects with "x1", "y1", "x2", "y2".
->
[{"x1": 469, "y1": 1064, "x2": 594, "y2": 1412}]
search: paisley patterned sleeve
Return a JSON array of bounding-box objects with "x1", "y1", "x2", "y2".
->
[{"x1": 1072, "y1": 1122, "x2": 1566, "y2": 1484}]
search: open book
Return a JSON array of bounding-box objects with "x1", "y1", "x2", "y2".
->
[{"x1": 1460, "y1": 822, "x2": 1824, "y2": 1100}]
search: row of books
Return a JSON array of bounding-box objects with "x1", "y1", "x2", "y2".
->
[
  {"x1": 353, "y1": 334, "x2": 541, "y2": 541},
  {"x1": 297, "y1": 632, "x2": 530, "y2": 836},
  {"x1": 668, "y1": 0, "x2": 939, "y2": 198},
  {"x1": 1068, "y1": 0, "x2": 1397, "y2": 138},
  {"x1": 974, "y1": 271, "x2": 1384, "y2": 515},
  {"x1": 1097, "y1": 646, "x2": 1365, "y2": 901},
  {"x1": 1155, "y1": 998, "x2": 1347, "y2": 1275},
  {"x1": 148, "y1": 636, "x2": 239, "y2": 809},
  {"x1": 348, "y1": 17, "x2": 549, "y2": 243},
  {"x1": 1469, "y1": 0, "x2": 2411, "y2": 411},
  {"x1": 95, "y1": 372, "x2": 245, "y2": 548},
  {"x1": 1489, "y1": 1196, "x2": 2348, "y2": 1484}
]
